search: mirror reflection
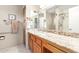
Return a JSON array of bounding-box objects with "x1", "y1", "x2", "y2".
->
[{"x1": 27, "y1": 5, "x2": 79, "y2": 38}]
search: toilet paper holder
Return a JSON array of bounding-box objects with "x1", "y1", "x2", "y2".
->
[{"x1": 0, "y1": 36, "x2": 5, "y2": 40}]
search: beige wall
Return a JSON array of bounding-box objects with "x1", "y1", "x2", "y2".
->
[
  {"x1": 26, "y1": 5, "x2": 40, "y2": 17},
  {"x1": 69, "y1": 6, "x2": 79, "y2": 33},
  {"x1": 0, "y1": 5, "x2": 24, "y2": 49}
]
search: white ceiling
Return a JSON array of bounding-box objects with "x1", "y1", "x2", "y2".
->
[
  {"x1": 40, "y1": 5, "x2": 55, "y2": 9},
  {"x1": 46, "y1": 5, "x2": 78, "y2": 13}
]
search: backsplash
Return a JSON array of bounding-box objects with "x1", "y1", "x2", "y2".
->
[{"x1": 38, "y1": 29, "x2": 79, "y2": 38}]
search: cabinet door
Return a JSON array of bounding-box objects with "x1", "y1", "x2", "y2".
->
[
  {"x1": 28, "y1": 33, "x2": 33, "y2": 51},
  {"x1": 33, "y1": 41, "x2": 42, "y2": 53},
  {"x1": 35, "y1": 36, "x2": 42, "y2": 47},
  {"x1": 42, "y1": 41, "x2": 64, "y2": 53},
  {"x1": 31, "y1": 34, "x2": 36, "y2": 41},
  {"x1": 29, "y1": 39, "x2": 32, "y2": 51}
]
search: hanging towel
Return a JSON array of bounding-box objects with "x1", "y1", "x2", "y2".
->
[{"x1": 11, "y1": 20, "x2": 18, "y2": 33}]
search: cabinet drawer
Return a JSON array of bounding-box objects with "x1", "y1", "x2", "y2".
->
[
  {"x1": 36, "y1": 37, "x2": 42, "y2": 47},
  {"x1": 31, "y1": 35, "x2": 36, "y2": 41},
  {"x1": 33, "y1": 42, "x2": 42, "y2": 53},
  {"x1": 43, "y1": 41, "x2": 64, "y2": 53}
]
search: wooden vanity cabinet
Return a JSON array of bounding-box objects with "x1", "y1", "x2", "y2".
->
[
  {"x1": 28, "y1": 32, "x2": 74, "y2": 53},
  {"x1": 33, "y1": 36, "x2": 42, "y2": 53},
  {"x1": 35, "y1": 36, "x2": 42, "y2": 46},
  {"x1": 42, "y1": 40, "x2": 64, "y2": 53},
  {"x1": 28, "y1": 33, "x2": 42, "y2": 53},
  {"x1": 28, "y1": 33, "x2": 33, "y2": 52},
  {"x1": 33, "y1": 41, "x2": 42, "y2": 53}
]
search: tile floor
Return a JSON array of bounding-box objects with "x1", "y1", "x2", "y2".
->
[{"x1": 0, "y1": 44, "x2": 31, "y2": 53}]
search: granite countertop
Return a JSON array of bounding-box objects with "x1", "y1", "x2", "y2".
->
[{"x1": 28, "y1": 29, "x2": 79, "y2": 52}]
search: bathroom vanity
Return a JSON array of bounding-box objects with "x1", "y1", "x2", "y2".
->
[
  {"x1": 26, "y1": 5, "x2": 79, "y2": 53},
  {"x1": 28, "y1": 29, "x2": 78, "y2": 53}
]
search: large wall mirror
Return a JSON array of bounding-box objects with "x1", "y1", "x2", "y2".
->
[
  {"x1": 39, "y1": 5, "x2": 79, "y2": 38},
  {"x1": 27, "y1": 5, "x2": 79, "y2": 38}
]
